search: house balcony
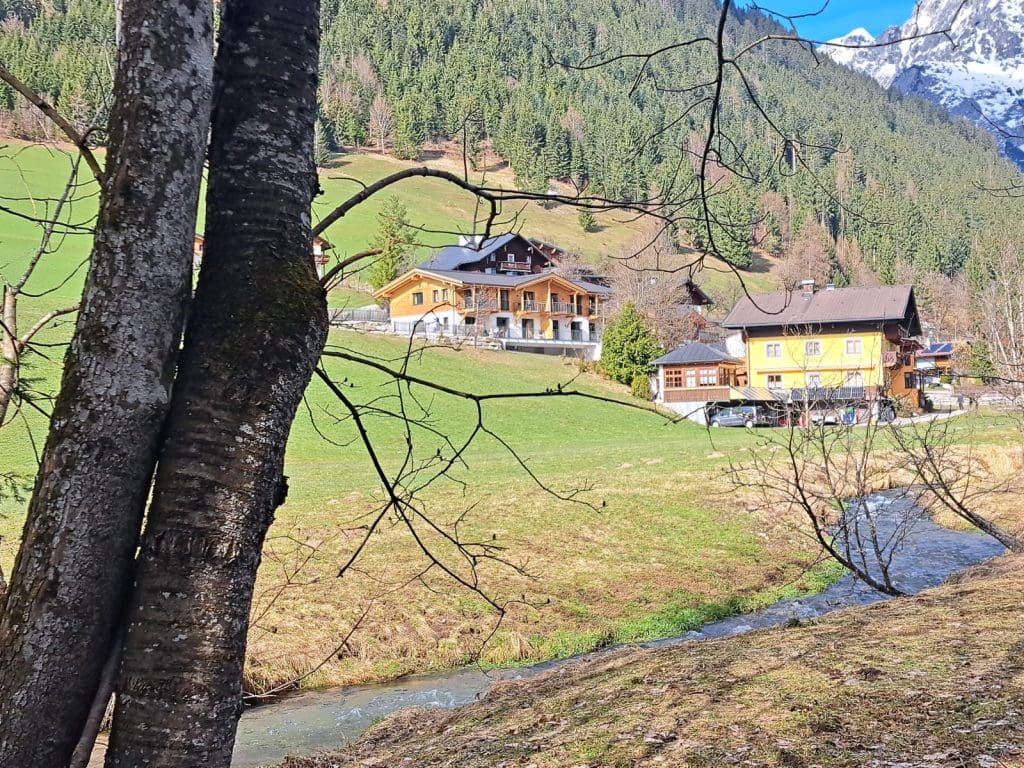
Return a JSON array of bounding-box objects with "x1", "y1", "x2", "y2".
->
[
  {"x1": 882, "y1": 351, "x2": 914, "y2": 368},
  {"x1": 550, "y1": 301, "x2": 576, "y2": 314},
  {"x1": 517, "y1": 300, "x2": 548, "y2": 312},
  {"x1": 460, "y1": 298, "x2": 497, "y2": 311}
]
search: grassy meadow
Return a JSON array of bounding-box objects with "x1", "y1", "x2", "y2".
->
[{"x1": 11, "y1": 139, "x2": 1006, "y2": 695}]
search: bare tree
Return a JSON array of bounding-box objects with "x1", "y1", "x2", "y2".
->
[
  {"x1": 606, "y1": 225, "x2": 709, "y2": 347},
  {"x1": 0, "y1": 153, "x2": 83, "y2": 427},
  {"x1": 731, "y1": 389, "x2": 1024, "y2": 599},
  {"x1": 367, "y1": 90, "x2": 394, "y2": 154},
  {"x1": 890, "y1": 416, "x2": 1024, "y2": 552},
  {"x1": 976, "y1": 242, "x2": 1024, "y2": 392},
  {"x1": 728, "y1": 397, "x2": 918, "y2": 596}
]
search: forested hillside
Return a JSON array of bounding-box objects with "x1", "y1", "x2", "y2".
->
[{"x1": 2, "y1": 0, "x2": 1023, "y2": 299}]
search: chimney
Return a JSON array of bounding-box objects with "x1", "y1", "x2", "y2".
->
[{"x1": 800, "y1": 279, "x2": 815, "y2": 297}]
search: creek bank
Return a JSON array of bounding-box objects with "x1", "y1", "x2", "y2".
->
[{"x1": 233, "y1": 490, "x2": 1005, "y2": 767}]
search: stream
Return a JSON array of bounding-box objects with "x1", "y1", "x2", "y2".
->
[{"x1": 231, "y1": 490, "x2": 1006, "y2": 767}]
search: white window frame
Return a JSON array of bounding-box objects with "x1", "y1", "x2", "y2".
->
[
  {"x1": 806, "y1": 372, "x2": 822, "y2": 388},
  {"x1": 765, "y1": 342, "x2": 782, "y2": 358},
  {"x1": 846, "y1": 371, "x2": 864, "y2": 387},
  {"x1": 845, "y1": 338, "x2": 863, "y2": 355},
  {"x1": 766, "y1": 374, "x2": 783, "y2": 389}
]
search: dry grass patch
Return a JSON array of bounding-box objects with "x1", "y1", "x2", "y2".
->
[{"x1": 280, "y1": 554, "x2": 1024, "y2": 768}]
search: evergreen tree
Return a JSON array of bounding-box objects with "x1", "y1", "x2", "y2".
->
[
  {"x1": 368, "y1": 195, "x2": 413, "y2": 289},
  {"x1": 577, "y1": 208, "x2": 597, "y2": 232},
  {"x1": 966, "y1": 339, "x2": 997, "y2": 382},
  {"x1": 600, "y1": 301, "x2": 664, "y2": 386}
]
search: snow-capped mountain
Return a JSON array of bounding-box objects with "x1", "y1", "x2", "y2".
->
[{"x1": 822, "y1": 0, "x2": 1024, "y2": 169}]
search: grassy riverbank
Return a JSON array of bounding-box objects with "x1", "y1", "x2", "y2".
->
[{"x1": 282, "y1": 552, "x2": 1024, "y2": 768}]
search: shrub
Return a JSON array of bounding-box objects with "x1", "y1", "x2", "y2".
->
[{"x1": 631, "y1": 373, "x2": 651, "y2": 400}]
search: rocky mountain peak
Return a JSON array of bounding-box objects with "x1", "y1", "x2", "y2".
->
[{"x1": 822, "y1": 0, "x2": 1024, "y2": 168}]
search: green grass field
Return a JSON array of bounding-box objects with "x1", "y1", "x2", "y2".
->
[{"x1": 2, "y1": 141, "x2": 811, "y2": 691}]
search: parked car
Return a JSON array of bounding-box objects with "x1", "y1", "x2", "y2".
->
[{"x1": 708, "y1": 405, "x2": 780, "y2": 428}]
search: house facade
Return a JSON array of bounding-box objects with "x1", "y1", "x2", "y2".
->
[
  {"x1": 374, "y1": 267, "x2": 610, "y2": 359},
  {"x1": 722, "y1": 280, "x2": 923, "y2": 409},
  {"x1": 651, "y1": 342, "x2": 756, "y2": 423}
]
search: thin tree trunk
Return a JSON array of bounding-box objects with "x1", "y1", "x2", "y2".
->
[
  {"x1": 0, "y1": 1, "x2": 214, "y2": 764},
  {"x1": 105, "y1": 0, "x2": 326, "y2": 764},
  {"x1": 0, "y1": 287, "x2": 17, "y2": 426}
]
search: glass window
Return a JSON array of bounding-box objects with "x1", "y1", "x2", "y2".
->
[
  {"x1": 431, "y1": 289, "x2": 439, "y2": 302},
  {"x1": 846, "y1": 338, "x2": 863, "y2": 355},
  {"x1": 412, "y1": 292, "x2": 424, "y2": 305},
  {"x1": 846, "y1": 371, "x2": 864, "y2": 387},
  {"x1": 804, "y1": 340, "x2": 822, "y2": 356},
  {"x1": 806, "y1": 373, "x2": 822, "y2": 388},
  {"x1": 665, "y1": 369, "x2": 684, "y2": 388},
  {"x1": 765, "y1": 342, "x2": 782, "y2": 358},
  {"x1": 767, "y1": 374, "x2": 783, "y2": 389},
  {"x1": 442, "y1": 289, "x2": 449, "y2": 301},
  {"x1": 685, "y1": 370, "x2": 696, "y2": 388},
  {"x1": 699, "y1": 368, "x2": 717, "y2": 386}
]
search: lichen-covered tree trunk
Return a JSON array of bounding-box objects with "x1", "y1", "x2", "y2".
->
[
  {"x1": 104, "y1": 1, "x2": 325, "y2": 765},
  {"x1": 0, "y1": 2, "x2": 213, "y2": 764}
]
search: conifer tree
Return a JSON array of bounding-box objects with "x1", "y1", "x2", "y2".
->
[
  {"x1": 368, "y1": 195, "x2": 413, "y2": 289},
  {"x1": 600, "y1": 301, "x2": 664, "y2": 385}
]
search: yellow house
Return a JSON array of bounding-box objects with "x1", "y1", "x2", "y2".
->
[
  {"x1": 722, "y1": 281, "x2": 922, "y2": 409},
  {"x1": 373, "y1": 267, "x2": 611, "y2": 359}
]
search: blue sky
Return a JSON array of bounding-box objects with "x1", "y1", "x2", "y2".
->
[{"x1": 740, "y1": 0, "x2": 918, "y2": 41}]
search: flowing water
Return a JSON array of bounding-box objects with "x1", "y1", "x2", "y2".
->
[{"x1": 232, "y1": 491, "x2": 1006, "y2": 767}]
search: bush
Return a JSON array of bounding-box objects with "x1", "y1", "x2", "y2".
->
[{"x1": 631, "y1": 373, "x2": 651, "y2": 400}]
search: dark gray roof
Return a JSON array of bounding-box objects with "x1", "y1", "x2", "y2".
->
[
  {"x1": 417, "y1": 268, "x2": 611, "y2": 294},
  {"x1": 722, "y1": 285, "x2": 920, "y2": 335},
  {"x1": 421, "y1": 233, "x2": 519, "y2": 270},
  {"x1": 571, "y1": 279, "x2": 613, "y2": 295},
  {"x1": 652, "y1": 342, "x2": 741, "y2": 366}
]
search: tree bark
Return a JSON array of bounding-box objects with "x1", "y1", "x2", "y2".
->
[
  {"x1": 105, "y1": 0, "x2": 326, "y2": 764},
  {"x1": 0, "y1": 287, "x2": 17, "y2": 426},
  {"x1": 0, "y1": 1, "x2": 213, "y2": 764}
]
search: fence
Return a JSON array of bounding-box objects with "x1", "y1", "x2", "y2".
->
[
  {"x1": 330, "y1": 307, "x2": 390, "y2": 324},
  {"x1": 390, "y1": 321, "x2": 601, "y2": 344}
]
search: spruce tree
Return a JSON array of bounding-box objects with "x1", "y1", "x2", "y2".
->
[
  {"x1": 368, "y1": 195, "x2": 413, "y2": 290},
  {"x1": 600, "y1": 301, "x2": 664, "y2": 386}
]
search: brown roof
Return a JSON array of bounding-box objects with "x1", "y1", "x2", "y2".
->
[{"x1": 722, "y1": 285, "x2": 921, "y2": 335}]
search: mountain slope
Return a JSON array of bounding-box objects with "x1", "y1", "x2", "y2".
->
[
  {"x1": 823, "y1": 0, "x2": 1024, "y2": 168},
  {"x1": 2, "y1": 0, "x2": 1024, "y2": 291}
]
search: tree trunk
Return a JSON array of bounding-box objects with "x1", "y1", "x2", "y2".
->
[
  {"x1": 0, "y1": 287, "x2": 17, "y2": 426},
  {"x1": 105, "y1": 0, "x2": 326, "y2": 764},
  {"x1": 0, "y1": 1, "x2": 213, "y2": 764}
]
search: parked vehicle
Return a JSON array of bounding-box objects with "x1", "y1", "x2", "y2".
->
[{"x1": 708, "y1": 404, "x2": 780, "y2": 428}]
